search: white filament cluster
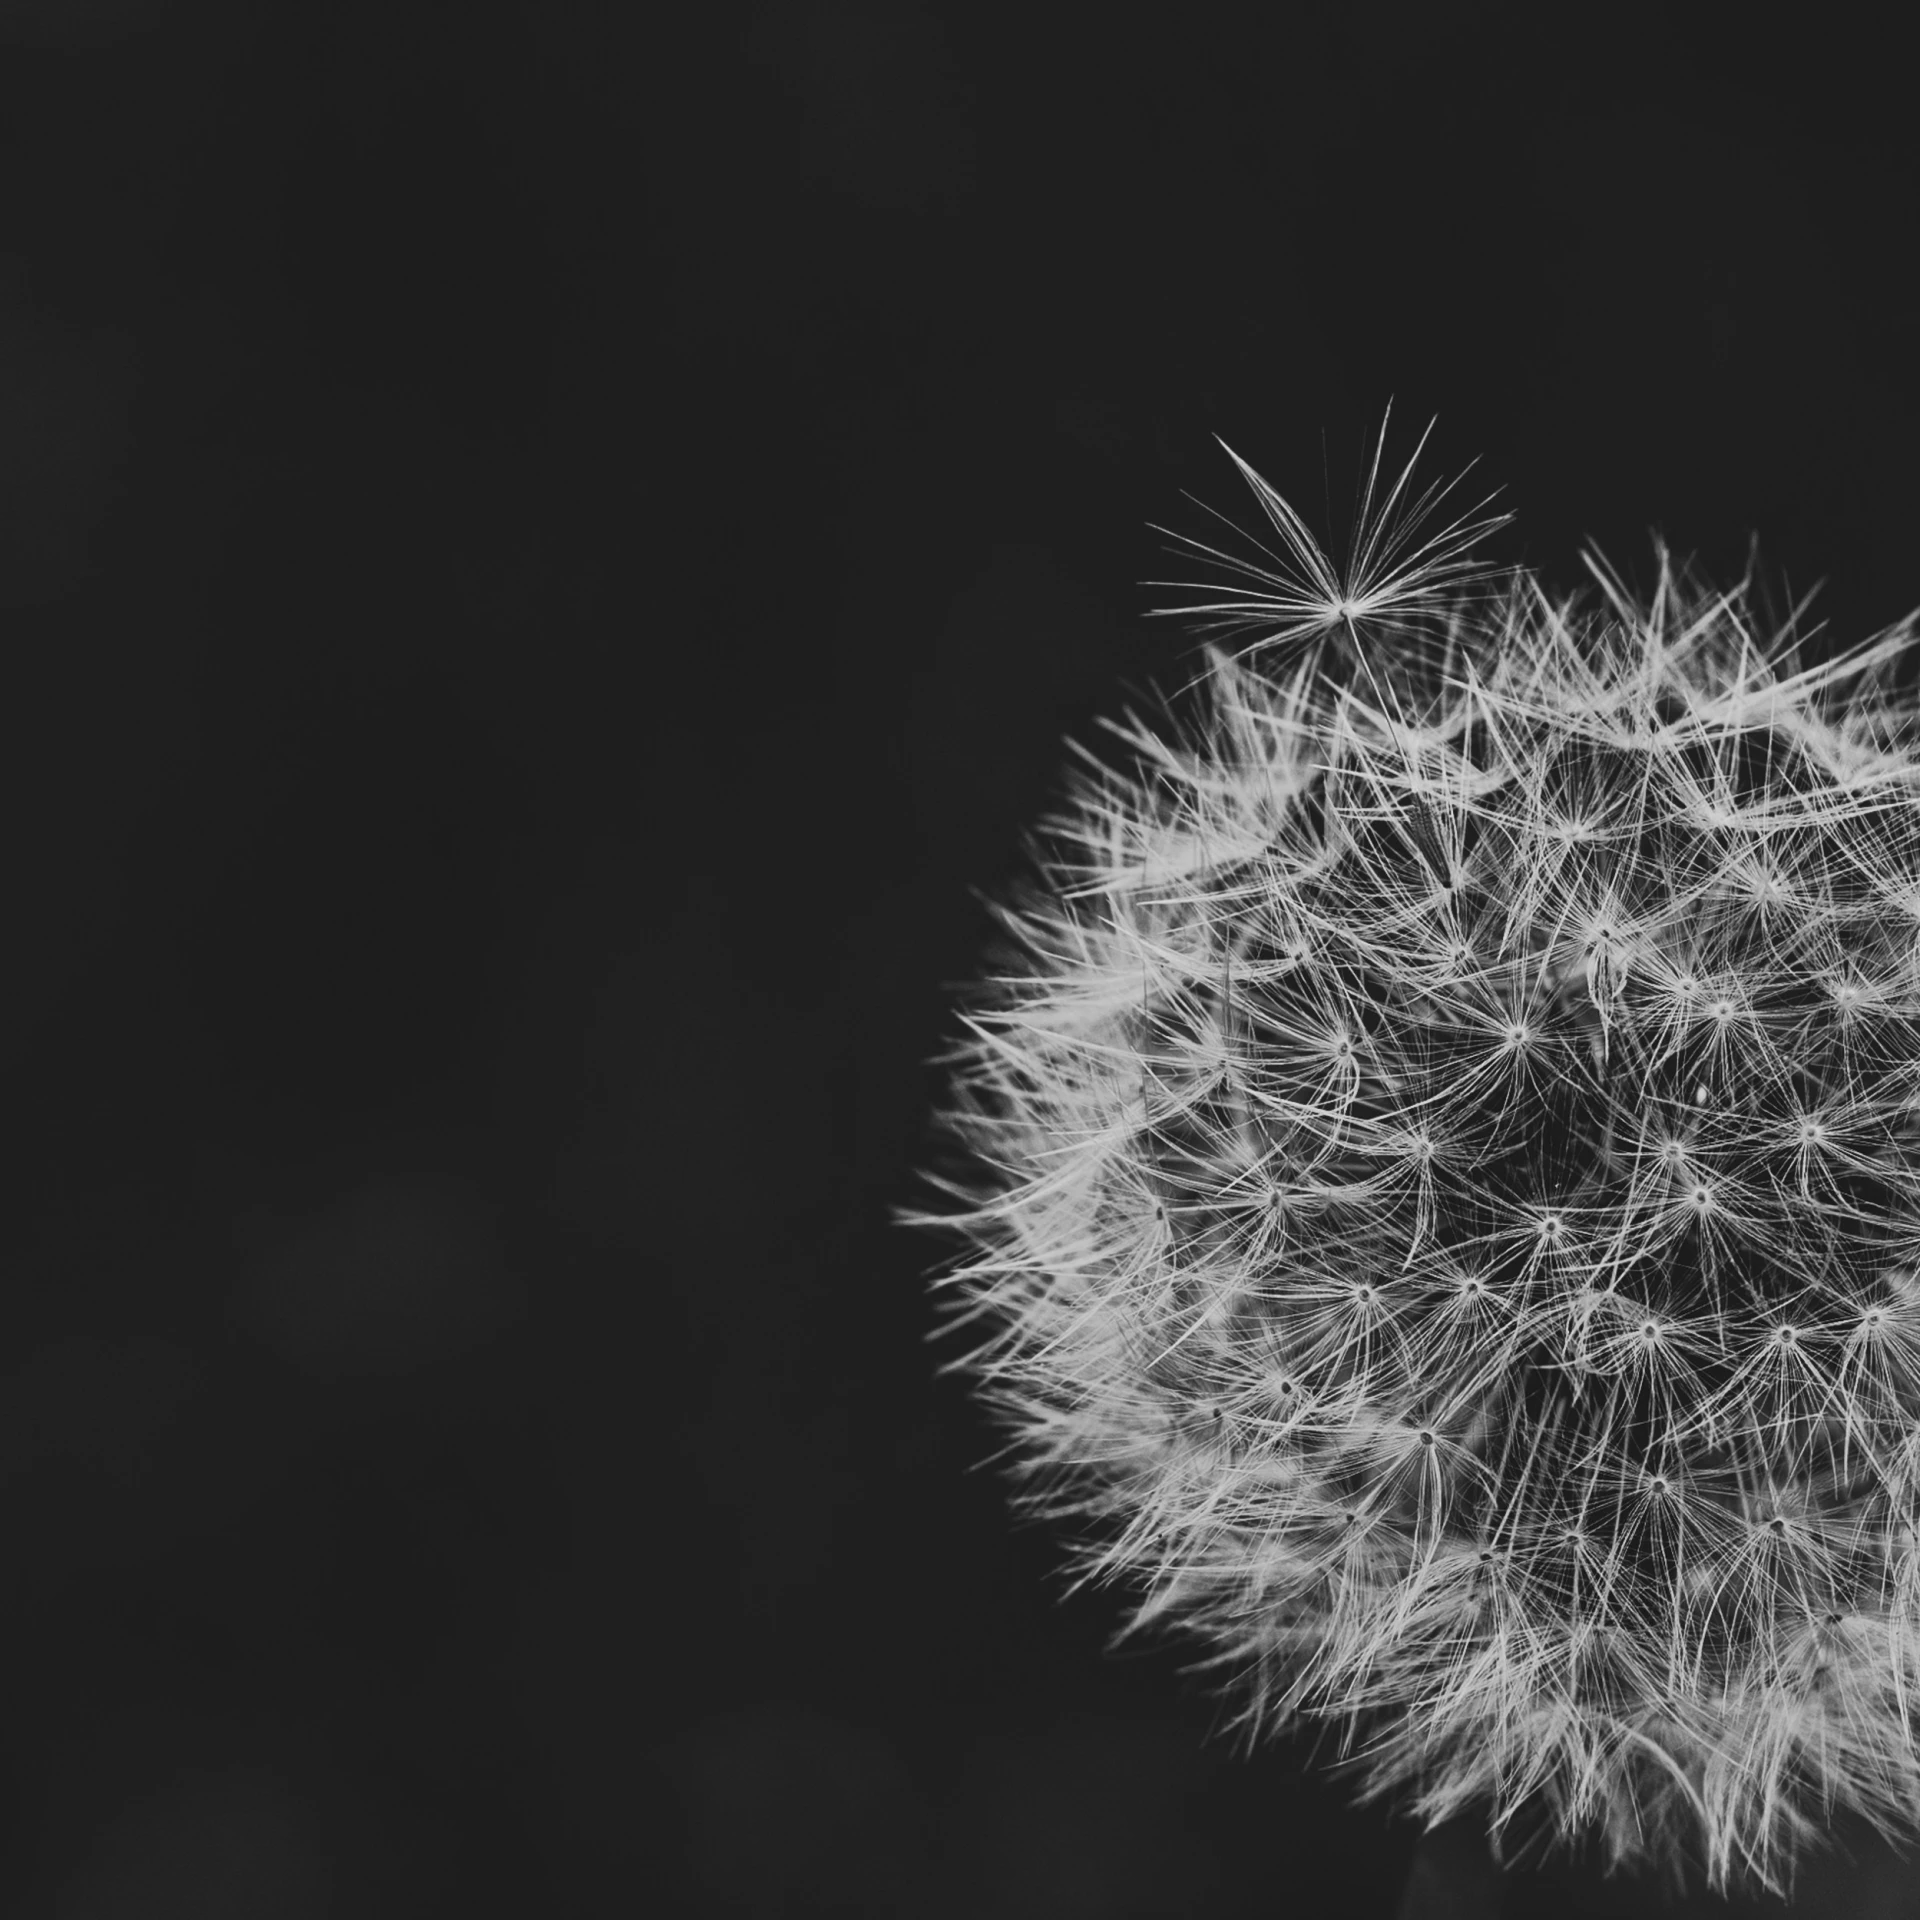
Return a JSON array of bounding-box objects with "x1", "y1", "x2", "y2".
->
[{"x1": 909, "y1": 438, "x2": 1920, "y2": 1893}]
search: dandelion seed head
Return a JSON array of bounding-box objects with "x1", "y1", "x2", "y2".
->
[{"x1": 904, "y1": 419, "x2": 1920, "y2": 1896}]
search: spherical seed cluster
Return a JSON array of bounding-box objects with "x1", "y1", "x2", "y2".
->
[{"x1": 908, "y1": 436, "x2": 1920, "y2": 1894}]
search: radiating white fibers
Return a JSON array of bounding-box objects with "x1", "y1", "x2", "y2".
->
[{"x1": 904, "y1": 421, "x2": 1920, "y2": 1895}]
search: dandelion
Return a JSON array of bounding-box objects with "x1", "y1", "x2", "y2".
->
[{"x1": 903, "y1": 416, "x2": 1920, "y2": 1896}]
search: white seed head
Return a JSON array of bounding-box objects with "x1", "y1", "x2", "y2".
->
[{"x1": 905, "y1": 426, "x2": 1920, "y2": 1896}]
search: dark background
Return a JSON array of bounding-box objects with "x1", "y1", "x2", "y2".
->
[{"x1": 0, "y1": 2, "x2": 1915, "y2": 1914}]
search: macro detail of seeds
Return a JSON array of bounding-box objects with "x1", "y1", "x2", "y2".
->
[{"x1": 906, "y1": 422, "x2": 1920, "y2": 1895}]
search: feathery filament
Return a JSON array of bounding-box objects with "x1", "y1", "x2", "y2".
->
[{"x1": 906, "y1": 423, "x2": 1920, "y2": 1894}]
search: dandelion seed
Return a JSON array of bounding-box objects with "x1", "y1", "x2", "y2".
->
[{"x1": 904, "y1": 418, "x2": 1920, "y2": 1897}]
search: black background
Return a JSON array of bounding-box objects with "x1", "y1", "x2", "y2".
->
[{"x1": 1, "y1": 3, "x2": 1915, "y2": 1914}]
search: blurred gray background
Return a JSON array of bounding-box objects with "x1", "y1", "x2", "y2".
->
[{"x1": 0, "y1": 3, "x2": 1912, "y2": 1914}]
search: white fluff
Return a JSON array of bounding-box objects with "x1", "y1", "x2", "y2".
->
[{"x1": 905, "y1": 419, "x2": 1920, "y2": 1895}]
